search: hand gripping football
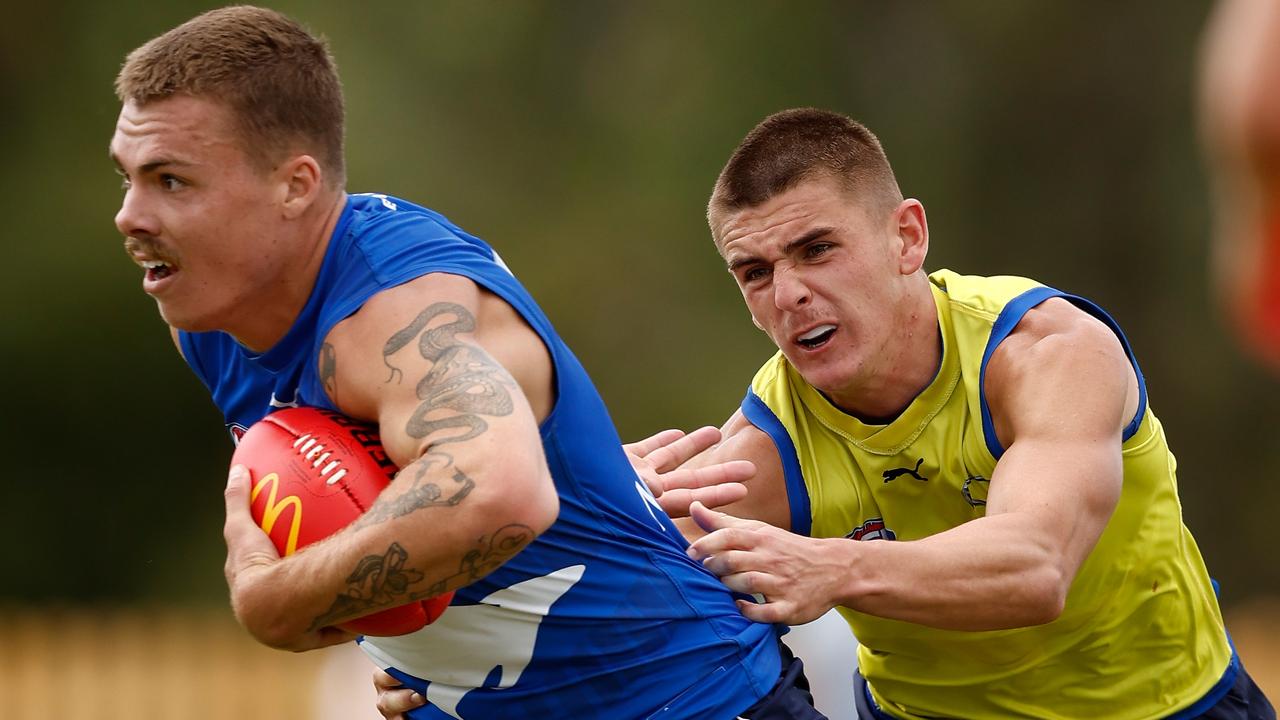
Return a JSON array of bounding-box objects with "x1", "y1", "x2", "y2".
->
[{"x1": 231, "y1": 406, "x2": 452, "y2": 636}]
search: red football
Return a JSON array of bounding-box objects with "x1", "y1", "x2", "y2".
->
[{"x1": 231, "y1": 406, "x2": 452, "y2": 636}]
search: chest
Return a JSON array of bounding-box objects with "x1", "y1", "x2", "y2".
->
[
  {"x1": 794, "y1": 388, "x2": 997, "y2": 541},
  {"x1": 209, "y1": 359, "x2": 319, "y2": 443}
]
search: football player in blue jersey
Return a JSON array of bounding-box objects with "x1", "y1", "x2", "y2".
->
[{"x1": 110, "y1": 7, "x2": 827, "y2": 719}]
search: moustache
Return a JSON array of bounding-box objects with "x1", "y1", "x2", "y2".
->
[{"x1": 123, "y1": 236, "x2": 178, "y2": 265}]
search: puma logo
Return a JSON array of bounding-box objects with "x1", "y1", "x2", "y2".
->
[{"x1": 883, "y1": 458, "x2": 928, "y2": 484}]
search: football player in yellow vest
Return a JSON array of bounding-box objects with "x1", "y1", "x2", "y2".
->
[{"x1": 682, "y1": 108, "x2": 1275, "y2": 720}]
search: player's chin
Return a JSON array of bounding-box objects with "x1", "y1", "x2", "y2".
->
[
  {"x1": 792, "y1": 363, "x2": 856, "y2": 399},
  {"x1": 156, "y1": 301, "x2": 221, "y2": 334}
]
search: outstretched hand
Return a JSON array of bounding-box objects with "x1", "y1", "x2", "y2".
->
[
  {"x1": 686, "y1": 501, "x2": 843, "y2": 625},
  {"x1": 624, "y1": 427, "x2": 754, "y2": 518}
]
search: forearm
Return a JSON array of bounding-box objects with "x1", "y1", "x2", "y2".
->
[
  {"x1": 232, "y1": 447, "x2": 556, "y2": 647},
  {"x1": 836, "y1": 513, "x2": 1069, "y2": 631}
]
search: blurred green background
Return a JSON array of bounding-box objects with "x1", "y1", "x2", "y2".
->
[{"x1": 2, "y1": 1, "x2": 1276, "y2": 614}]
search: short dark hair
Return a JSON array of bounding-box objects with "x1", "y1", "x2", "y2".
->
[
  {"x1": 708, "y1": 108, "x2": 902, "y2": 233},
  {"x1": 115, "y1": 5, "x2": 345, "y2": 184}
]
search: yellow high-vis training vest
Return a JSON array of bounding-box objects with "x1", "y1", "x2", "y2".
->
[{"x1": 743, "y1": 270, "x2": 1233, "y2": 719}]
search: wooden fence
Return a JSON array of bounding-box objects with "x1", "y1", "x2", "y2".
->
[
  {"x1": 1, "y1": 603, "x2": 1276, "y2": 719},
  {"x1": 0, "y1": 607, "x2": 379, "y2": 720}
]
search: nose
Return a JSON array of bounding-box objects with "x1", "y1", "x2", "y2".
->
[
  {"x1": 115, "y1": 185, "x2": 159, "y2": 239},
  {"x1": 772, "y1": 266, "x2": 811, "y2": 310}
]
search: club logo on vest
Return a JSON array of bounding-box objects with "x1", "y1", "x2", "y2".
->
[
  {"x1": 883, "y1": 458, "x2": 928, "y2": 483},
  {"x1": 845, "y1": 517, "x2": 897, "y2": 541},
  {"x1": 962, "y1": 474, "x2": 990, "y2": 507}
]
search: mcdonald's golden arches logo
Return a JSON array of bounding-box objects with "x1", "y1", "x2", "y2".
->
[{"x1": 251, "y1": 472, "x2": 303, "y2": 556}]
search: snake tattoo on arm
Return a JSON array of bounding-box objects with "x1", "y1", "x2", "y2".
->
[{"x1": 308, "y1": 302, "x2": 539, "y2": 630}]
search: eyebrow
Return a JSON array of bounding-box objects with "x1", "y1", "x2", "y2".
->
[
  {"x1": 725, "y1": 226, "x2": 835, "y2": 272},
  {"x1": 108, "y1": 150, "x2": 193, "y2": 174}
]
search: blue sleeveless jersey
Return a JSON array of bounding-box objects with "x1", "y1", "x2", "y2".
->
[{"x1": 180, "y1": 193, "x2": 780, "y2": 719}]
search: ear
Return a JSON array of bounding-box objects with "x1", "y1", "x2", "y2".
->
[
  {"x1": 892, "y1": 199, "x2": 929, "y2": 275},
  {"x1": 277, "y1": 154, "x2": 324, "y2": 219}
]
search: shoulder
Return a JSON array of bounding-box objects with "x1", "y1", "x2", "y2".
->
[
  {"x1": 721, "y1": 409, "x2": 779, "y2": 455},
  {"x1": 342, "y1": 194, "x2": 495, "y2": 275},
  {"x1": 321, "y1": 271, "x2": 554, "y2": 435},
  {"x1": 746, "y1": 350, "x2": 795, "y2": 404},
  {"x1": 992, "y1": 297, "x2": 1125, "y2": 363},
  {"x1": 315, "y1": 195, "x2": 517, "y2": 349},
  {"x1": 930, "y1": 270, "x2": 1044, "y2": 318},
  {"x1": 320, "y1": 273, "x2": 481, "y2": 402},
  {"x1": 985, "y1": 297, "x2": 1137, "y2": 443}
]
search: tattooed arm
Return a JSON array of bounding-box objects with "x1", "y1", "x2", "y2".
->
[{"x1": 223, "y1": 272, "x2": 559, "y2": 650}]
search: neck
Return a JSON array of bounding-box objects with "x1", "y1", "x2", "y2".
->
[{"x1": 230, "y1": 192, "x2": 347, "y2": 353}]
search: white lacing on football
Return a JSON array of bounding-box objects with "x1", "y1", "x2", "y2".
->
[{"x1": 292, "y1": 433, "x2": 349, "y2": 485}]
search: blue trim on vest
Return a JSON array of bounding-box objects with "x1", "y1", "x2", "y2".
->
[
  {"x1": 978, "y1": 286, "x2": 1149, "y2": 460},
  {"x1": 741, "y1": 389, "x2": 812, "y2": 536},
  {"x1": 858, "y1": 654, "x2": 1241, "y2": 720},
  {"x1": 863, "y1": 686, "x2": 897, "y2": 720},
  {"x1": 1166, "y1": 649, "x2": 1241, "y2": 719}
]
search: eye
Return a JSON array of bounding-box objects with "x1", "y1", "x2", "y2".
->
[
  {"x1": 159, "y1": 174, "x2": 185, "y2": 191},
  {"x1": 742, "y1": 266, "x2": 770, "y2": 283},
  {"x1": 116, "y1": 171, "x2": 131, "y2": 191},
  {"x1": 806, "y1": 242, "x2": 833, "y2": 258}
]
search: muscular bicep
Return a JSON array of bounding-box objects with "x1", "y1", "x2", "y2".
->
[
  {"x1": 319, "y1": 273, "x2": 558, "y2": 569},
  {"x1": 983, "y1": 299, "x2": 1135, "y2": 578},
  {"x1": 321, "y1": 273, "x2": 553, "y2": 467}
]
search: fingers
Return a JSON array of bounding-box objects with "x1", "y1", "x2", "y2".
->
[
  {"x1": 716, "y1": 569, "x2": 776, "y2": 597},
  {"x1": 656, "y1": 483, "x2": 748, "y2": 518},
  {"x1": 223, "y1": 465, "x2": 280, "y2": 582},
  {"x1": 736, "y1": 597, "x2": 788, "y2": 624},
  {"x1": 223, "y1": 464, "x2": 253, "y2": 532},
  {"x1": 654, "y1": 459, "x2": 755, "y2": 493},
  {"x1": 650, "y1": 457, "x2": 753, "y2": 517},
  {"x1": 223, "y1": 465, "x2": 273, "y2": 549},
  {"x1": 687, "y1": 500, "x2": 762, "y2": 538},
  {"x1": 623, "y1": 428, "x2": 687, "y2": 457},
  {"x1": 372, "y1": 668, "x2": 402, "y2": 692},
  {"x1": 639, "y1": 426, "x2": 724, "y2": 472},
  {"x1": 698, "y1": 548, "x2": 756, "y2": 577},
  {"x1": 373, "y1": 669, "x2": 426, "y2": 719}
]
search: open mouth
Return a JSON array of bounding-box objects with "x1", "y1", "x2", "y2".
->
[
  {"x1": 797, "y1": 324, "x2": 837, "y2": 349},
  {"x1": 142, "y1": 259, "x2": 177, "y2": 282},
  {"x1": 125, "y1": 237, "x2": 179, "y2": 285}
]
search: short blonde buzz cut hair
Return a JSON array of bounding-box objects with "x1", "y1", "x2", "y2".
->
[
  {"x1": 115, "y1": 5, "x2": 346, "y2": 184},
  {"x1": 708, "y1": 108, "x2": 903, "y2": 242}
]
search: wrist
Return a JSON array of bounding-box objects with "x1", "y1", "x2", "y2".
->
[
  {"x1": 229, "y1": 558, "x2": 300, "y2": 649},
  {"x1": 825, "y1": 535, "x2": 876, "y2": 613}
]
